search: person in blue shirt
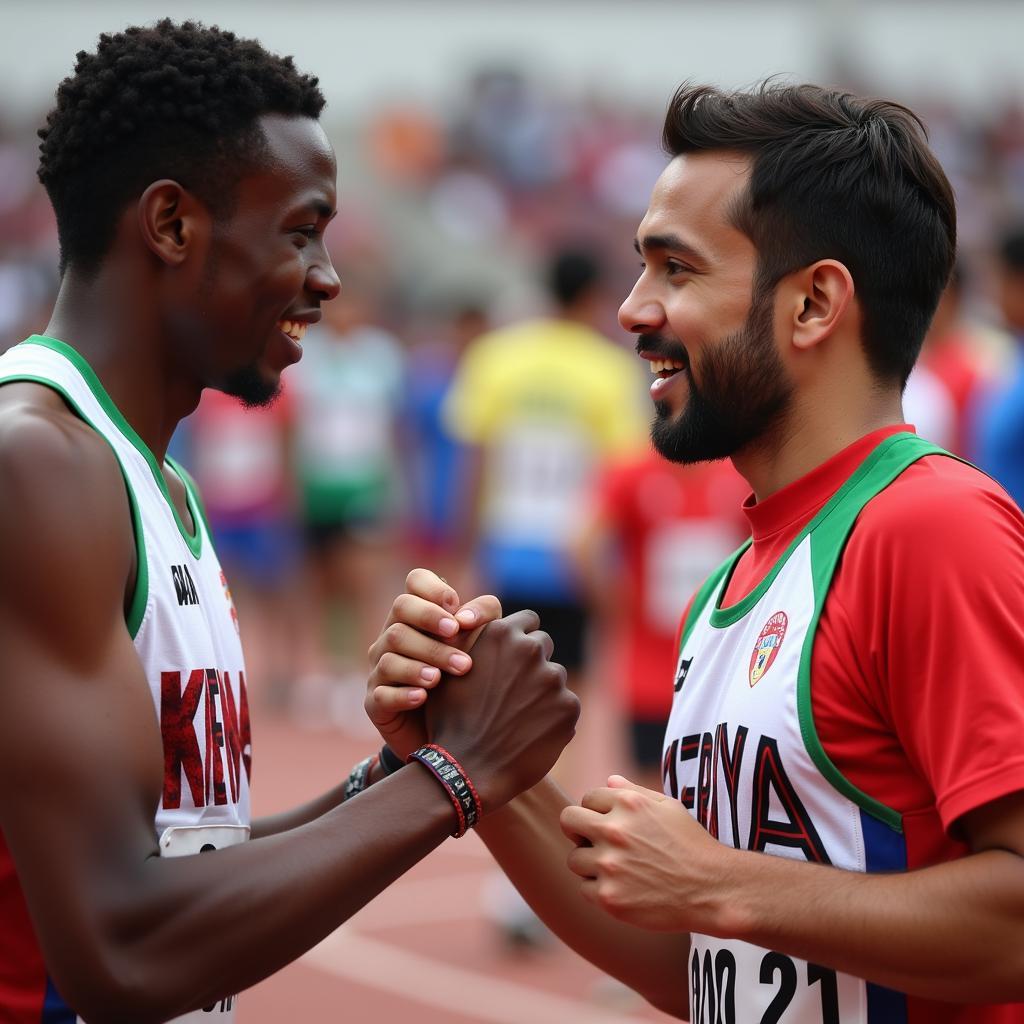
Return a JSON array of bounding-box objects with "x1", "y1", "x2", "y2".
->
[{"x1": 973, "y1": 227, "x2": 1024, "y2": 505}]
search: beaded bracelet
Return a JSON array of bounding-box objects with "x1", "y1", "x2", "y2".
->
[
  {"x1": 406, "y1": 743, "x2": 482, "y2": 837},
  {"x1": 342, "y1": 753, "x2": 379, "y2": 802}
]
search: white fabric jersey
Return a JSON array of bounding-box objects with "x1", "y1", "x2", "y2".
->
[
  {"x1": 0, "y1": 337, "x2": 251, "y2": 1023},
  {"x1": 664, "y1": 434, "x2": 943, "y2": 1024}
]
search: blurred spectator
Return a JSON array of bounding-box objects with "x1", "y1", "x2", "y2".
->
[
  {"x1": 366, "y1": 102, "x2": 444, "y2": 187},
  {"x1": 574, "y1": 451, "x2": 748, "y2": 790},
  {"x1": 917, "y1": 263, "x2": 999, "y2": 456},
  {"x1": 8, "y1": 53, "x2": 1024, "y2": 722},
  {"x1": 442, "y1": 245, "x2": 648, "y2": 771},
  {"x1": 450, "y1": 68, "x2": 571, "y2": 192},
  {"x1": 403, "y1": 296, "x2": 490, "y2": 571},
  {"x1": 289, "y1": 289, "x2": 406, "y2": 720},
  {"x1": 187, "y1": 389, "x2": 301, "y2": 708},
  {"x1": 902, "y1": 360, "x2": 957, "y2": 451},
  {"x1": 973, "y1": 226, "x2": 1024, "y2": 506}
]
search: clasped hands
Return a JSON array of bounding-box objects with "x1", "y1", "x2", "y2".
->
[{"x1": 365, "y1": 569, "x2": 732, "y2": 934}]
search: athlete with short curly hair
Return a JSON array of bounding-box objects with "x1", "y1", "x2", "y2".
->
[{"x1": 0, "y1": 20, "x2": 578, "y2": 1022}]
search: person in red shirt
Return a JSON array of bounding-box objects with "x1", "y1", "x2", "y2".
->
[
  {"x1": 917, "y1": 262, "x2": 1000, "y2": 457},
  {"x1": 187, "y1": 388, "x2": 301, "y2": 705},
  {"x1": 366, "y1": 82, "x2": 1024, "y2": 1020},
  {"x1": 576, "y1": 451, "x2": 747, "y2": 789}
]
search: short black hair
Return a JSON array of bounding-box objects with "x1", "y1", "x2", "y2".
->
[
  {"x1": 663, "y1": 82, "x2": 957, "y2": 387},
  {"x1": 546, "y1": 247, "x2": 603, "y2": 309},
  {"x1": 38, "y1": 19, "x2": 326, "y2": 276}
]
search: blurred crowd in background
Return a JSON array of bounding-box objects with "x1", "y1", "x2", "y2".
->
[{"x1": 3, "y1": 61, "x2": 1024, "y2": 800}]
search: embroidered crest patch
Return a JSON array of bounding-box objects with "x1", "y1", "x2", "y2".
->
[{"x1": 749, "y1": 611, "x2": 788, "y2": 687}]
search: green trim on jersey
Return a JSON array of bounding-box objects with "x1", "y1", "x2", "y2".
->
[
  {"x1": 0, "y1": 370, "x2": 150, "y2": 639},
  {"x1": 798, "y1": 433, "x2": 952, "y2": 831},
  {"x1": 678, "y1": 542, "x2": 749, "y2": 649},
  {"x1": 166, "y1": 457, "x2": 212, "y2": 546},
  {"x1": 20, "y1": 336, "x2": 203, "y2": 557},
  {"x1": 679, "y1": 432, "x2": 965, "y2": 832},
  {"x1": 707, "y1": 435, "x2": 924, "y2": 629}
]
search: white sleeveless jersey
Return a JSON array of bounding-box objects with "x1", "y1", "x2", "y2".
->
[
  {"x1": 0, "y1": 336, "x2": 251, "y2": 1023},
  {"x1": 665, "y1": 433, "x2": 946, "y2": 1024}
]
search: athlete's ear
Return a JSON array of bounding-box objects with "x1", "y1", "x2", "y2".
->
[
  {"x1": 785, "y1": 260, "x2": 855, "y2": 353},
  {"x1": 137, "y1": 180, "x2": 211, "y2": 267}
]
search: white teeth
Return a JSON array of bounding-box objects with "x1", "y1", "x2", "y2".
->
[
  {"x1": 277, "y1": 319, "x2": 308, "y2": 343},
  {"x1": 648, "y1": 358, "x2": 686, "y2": 374}
]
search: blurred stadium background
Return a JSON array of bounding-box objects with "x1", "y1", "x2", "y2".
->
[{"x1": 3, "y1": 2, "x2": 1024, "y2": 1021}]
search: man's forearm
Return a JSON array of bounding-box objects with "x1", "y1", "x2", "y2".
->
[
  {"x1": 251, "y1": 753, "x2": 393, "y2": 838},
  {"x1": 47, "y1": 769, "x2": 454, "y2": 1022},
  {"x1": 718, "y1": 846, "x2": 1024, "y2": 1003},
  {"x1": 251, "y1": 780, "x2": 349, "y2": 838},
  {"x1": 477, "y1": 778, "x2": 690, "y2": 1018}
]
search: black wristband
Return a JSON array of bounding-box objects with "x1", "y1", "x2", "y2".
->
[
  {"x1": 343, "y1": 754, "x2": 378, "y2": 802},
  {"x1": 378, "y1": 744, "x2": 405, "y2": 776},
  {"x1": 407, "y1": 744, "x2": 482, "y2": 837}
]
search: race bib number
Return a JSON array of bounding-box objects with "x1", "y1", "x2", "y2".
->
[
  {"x1": 159, "y1": 824, "x2": 250, "y2": 1021},
  {"x1": 483, "y1": 423, "x2": 592, "y2": 544},
  {"x1": 689, "y1": 937, "x2": 860, "y2": 1024}
]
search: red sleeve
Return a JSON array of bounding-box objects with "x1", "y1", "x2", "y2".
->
[{"x1": 818, "y1": 457, "x2": 1024, "y2": 834}]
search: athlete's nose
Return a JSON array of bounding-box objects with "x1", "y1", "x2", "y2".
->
[
  {"x1": 308, "y1": 256, "x2": 341, "y2": 303},
  {"x1": 618, "y1": 277, "x2": 663, "y2": 335}
]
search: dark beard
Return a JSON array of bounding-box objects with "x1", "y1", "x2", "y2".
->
[
  {"x1": 220, "y1": 362, "x2": 281, "y2": 409},
  {"x1": 650, "y1": 286, "x2": 792, "y2": 464}
]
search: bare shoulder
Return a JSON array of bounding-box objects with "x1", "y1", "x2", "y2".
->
[
  {"x1": 0, "y1": 380, "x2": 129, "y2": 504},
  {"x1": 0, "y1": 381, "x2": 134, "y2": 644},
  {"x1": 0, "y1": 380, "x2": 122, "y2": 477}
]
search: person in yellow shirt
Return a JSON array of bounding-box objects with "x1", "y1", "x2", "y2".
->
[
  {"x1": 443, "y1": 246, "x2": 648, "y2": 699},
  {"x1": 443, "y1": 244, "x2": 648, "y2": 947}
]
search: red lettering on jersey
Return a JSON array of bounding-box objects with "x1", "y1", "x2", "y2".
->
[
  {"x1": 238, "y1": 671, "x2": 252, "y2": 782},
  {"x1": 678, "y1": 734, "x2": 700, "y2": 810},
  {"x1": 662, "y1": 738, "x2": 679, "y2": 800},
  {"x1": 221, "y1": 672, "x2": 239, "y2": 802},
  {"x1": 161, "y1": 669, "x2": 206, "y2": 809},
  {"x1": 220, "y1": 671, "x2": 249, "y2": 801},
  {"x1": 696, "y1": 732, "x2": 714, "y2": 832},
  {"x1": 204, "y1": 670, "x2": 228, "y2": 806},
  {"x1": 707, "y1": 728, "x2": 721, "y2": 841},
  {"x1": 748, "y1": 735, "x2": 830, "y2": 864},
  {"x1": 716, "y1": 723, "x2": 749, "y2": 849}
]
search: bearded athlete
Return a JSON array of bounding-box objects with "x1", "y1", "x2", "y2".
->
[{"x1": 368, "y1": 82, "x2": 1024, "y2": 1022}]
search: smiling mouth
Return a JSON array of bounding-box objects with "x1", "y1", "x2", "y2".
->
[
  {"x1": 647, "y1": 356, "x2": 688, "y2": 380},
  {"x1": 277, "y1": 319, "x2": 308, "y2": 346}
]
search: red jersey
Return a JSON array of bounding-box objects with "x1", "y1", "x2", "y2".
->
[
  {"x1": 596, "y1": 451, "x2": 746, "y2": 718},
  {"x1": 715, "y1": 425, "x2": 1024, "y2": 1023}
]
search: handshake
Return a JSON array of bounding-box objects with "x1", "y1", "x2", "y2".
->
[{"x1": 363, "y1": 569, "x2": 581, "y2": 819}]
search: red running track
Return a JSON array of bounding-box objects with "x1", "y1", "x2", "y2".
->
[{"x1": 239, "y1": 705, "x2": 679, "y2": 1023}]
